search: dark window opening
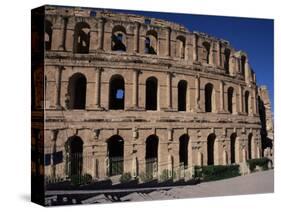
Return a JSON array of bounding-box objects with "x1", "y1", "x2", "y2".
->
[
  {"x1": 248, "y1": 133, "x2": 252, "y2": 159},
  {"x1": 145, "y1": 30, "x2": 157, "y2": 55},
  {"x1": 145, "y1": 37, "x2": 156, "y2": 54},
  {"x1": 107, "y1": 135, "x2": 124, "y2": 176},
  {"x1": 203, "y1": 42, "x2": 211, "y2": 64},
  {"x1": 230, "y1": 133, "x2": 237, "y2": 164},
  {"x1": 207, "y1": 134, "x2": 216, "y2": 165},
  {"x1": 53, "y1": 151, "x2": 63, "y2": 165},
  {"x1": 205, "y1": 83, "x2": 213, "y2": 112},
  {"x1": 227, "y1": 87, "x2": 234, "y2": 113},
  {"x1": 68, "y1": 73, "x2": 87, "y2": 109},
  {"x1": 45, "y1": 154, "x2": 51, "y2": 166},
  {"x1": 179, "y1": 134, "x2": 189, "y2": 167},
  {"x1": 145, "y1": 77, "x2": 158, "y2": 110},
  {"x1": 90, "y1": 10, "x2": 96, "y2": 16},
  {"x1": 241, "y1": 55, "x2": 246, "y2": 76},
  {"x1": 73, "y1": 22, "x2": 90, "y2": 54},
  {"x1": 109, "y1": 75, "x2": 125, "y2": 110},
  {"x1": 245, "y1": 91, "x2": 249, "y2": 114},
  {"x1": 176, "y1": 36, "x2": 186, "y2": 58},
  {"x1": 66, "y1": 136, "x2": 83, "y2": 177},
  {"x1": 178, "y1": 80, "x2": 187, "y2": 111},
  {"x1": 144, "y1": 19, "x2": 151, "y2": 25},
  {"x1": 224, "y1": 48, "x2": 231, "y2": 73},
  {"x1": 145, "y1": 135, "x2": 159, "y2": 175},
  {"x1": 112, "y1": 26, "x2": 127, "y2": 52},
  {"x1": 45, "y1": 20, "x2": 52, "y2": 51}
]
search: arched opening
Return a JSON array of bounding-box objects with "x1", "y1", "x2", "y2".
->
[
  {"x1": 241, "y1": 55, "x2": 246, "y2": 76},
  {"x1": 73, "y1": 22, "x2": 90, "y2": 54},
  {"x1": 145, "y1": 30, "x2": 157, "y2": 54},
  {"x1": 224, "y1": 48, "x2": 231, "y2": 73},
  {"x1": 145, "y1": 135, "x2": 159, "y2": 176},
  {"x1": 205, "y1": 83, "x2": 214, "y2": 112},
  {"x1": 109, "y1": 75, "x2": 125, "y2": 110},
  {"x1": 107, "y1": 135, "x2": 124, "y2": 176},
  {"x1": 66, "y1": 136, "x2": 83, "y2": 177},
  {"x1": 179, "y1": 134, "x2": 189, "y2": 168},
  {"x1": 245, "y1": 91, "x2": 250, "y2": 114},
  {"x1": 202, "y1": 41, "x2": 211, "y2": 64},
  {"x1": 227, "y1": 87, "x2": 234, "y2": 114},
  {"x1": 207, "y1": 133, "x2": 216, "y2": 165},
  {"x1": 45, "y1": 20, "x2": 52, "y2": 50},
  {"x1": 230, "y1": 133, "x2": 237, "y2": 164},
  {"x1": 112, "y1": 25, "x2": 126, "y2": 52},
  {"x1": 178, "y1": 80, "x2": 187, "y2": 111},
  {"x1": 68, "y1": 73, "x2": 87, "y2": 109},
  {"x1": 248, "y1": 133, "x2": 253, "y2": 159},
  {"x1": 176, "y1": 36, "x2": 186, "y2": 58},
  {"x1": 146, "y1": 77, "x2": 158, "y2": 110}
]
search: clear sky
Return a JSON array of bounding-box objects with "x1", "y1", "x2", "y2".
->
[{"x1": 112, "y1": 8, "x2": 274, "y2": 113}]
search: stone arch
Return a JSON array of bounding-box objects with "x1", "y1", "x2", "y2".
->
[
  {"x1": 178, "y1": 80, "x2": 188, "y2": 111},
  {"x1": 202, "y1": 41, "x2": 211, "y2": 64},
  {"x1": 248, "y1": 133, "x2": 253, "y2": 159},
  {"x1": 145, "y1": 76, "x2": 158, "y2": 110},
  {"x1": 145, "y1": 30, "x2": 158, "y2": 54},
  {"x1": 68, "y1": 73, "x2": 87, "y2": 109},
  {"x1": 176, "y1": 35, "x2": 186, "y2": 58},
  {"x1": 207, "y1": 133, "x2": 216, "y2": 165},
  {"x1": 179, "y1": 134, "x2": 190, "y2": 168},
  {"x1": 145, "y1": 134, "x2": 159, "y2": 176},
  {"x1": 227, "y1": 87, "x2": 235, "y2": 114},
  {"x1": 107, "y1": 135, "x2": 124, "y2": 176},
  {"x1": 45, "y1": 20, "x2": 52, "y2": 50},
  {"x1": 205, "y1": 83, "x2": 214, "y2": 112},
  {"x1": 224, "y1": 48, "x2": 231, "y2": 73},
  {"x1": 245, "y1": 90, "x2": 250, "y2": 114},
  {"x1": 73, "y1": 22, "x2": 90, "y2": 53},
  {"x1": 111, "y1": 25, "x2": 127, "y2": 52},
  {"x1": 109, "y1": 74, "x2": 125, "y2": 110},
  {"x1": 65, "y1": 136, "x2": 84, "y2": 177},
  {"x1": 230, "y1": 133, "x2": 238, "y2": 164}
]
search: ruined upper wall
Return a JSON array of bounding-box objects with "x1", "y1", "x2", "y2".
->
[{"x1": 42, "y1": 5, "x2": 256, "y2": 84}]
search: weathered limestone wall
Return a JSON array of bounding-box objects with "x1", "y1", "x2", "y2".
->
[{"x1": 32, "y1": 5, "x2": 270, "y2": 181}]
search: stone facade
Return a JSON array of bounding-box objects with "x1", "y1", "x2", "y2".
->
[{"x1": 31, "y1": 6, "x2": 273, "y2": 182}]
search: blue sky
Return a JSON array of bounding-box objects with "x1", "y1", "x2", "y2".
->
[{"x1": 112, "y1": 8, "x2": 274, "y2": 113}]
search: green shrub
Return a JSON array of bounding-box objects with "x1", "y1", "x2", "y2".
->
[
  {"x1": 139, "y1": 172, "x2": 153, "y2": 183},
  {"x1": 194, "y1": 165, "x2": 240, "y2": 181},
  {"x1": 160, "y1": 169, "x2": 170, "y2": 181},
  {"x1": 70, "y1": 173, "x2": 92, "y2": 186},
  {"x1": 120, "y1": 172, "x2": 132, "y2": 183},
  {"x1": 247, "y1": 157, "x2": 271, "y2": 172}
]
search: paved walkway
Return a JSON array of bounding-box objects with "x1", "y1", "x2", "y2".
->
[{"x1": 46, "y1": 170, "x2": 274, "y2": 204}]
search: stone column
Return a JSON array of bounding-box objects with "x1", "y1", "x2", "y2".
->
[
  {"x1": 51, "y1": 130, "x2": 58, "y2": 178},
  {"x1": 52, "y1": 18, "x2": 65, "y2": 51},
  {"x1": 167, "y1": 72, "x2": 173, "y2": 109},
  {"x1": 239, "y1": 85, "x2": 244, "y2": 113},
  {"x1": 193, "y1": 34, "x2": 198, "y2": 61},
  {"x1": 209, "y1": 42, "x2": 214, "y2": 65},
  {"x1": 94, "y1": 67, "x2": 102, "y2": 108},
  {"x1": 195, "y1": 75, "x2": 200, "y2": 111},
  {"x1": 216, "y1": 41, "x2": 221, "y2": 67},
  {"x1": 134, "y1": 22, "x2": 140, "y2": 53},
  {"x1": 220, "y1": 80, "x2": 225, "y2": 112},
  {"x1": 184, "y1": 37, "x2": 189, "y2": 61},
  {"x1": 97, "y1": 18, "x2": 105, "y2": 50},
  {"x1": 166, "y1": 27, "x2": 171, "y2": 57},
  {"x1": 55, "y1": 66, "x2": 64, "y2": 109},
  {"x1": 133, "y1": 69, "x2": 140, "y2": 108},
  {"x1": 252, "y1": 87, "x2": 257, "y2": 115}
]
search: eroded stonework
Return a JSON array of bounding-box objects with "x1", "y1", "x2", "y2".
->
[{"x1": 31, "y1": 6, "x2": 274, "y2": 182}]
